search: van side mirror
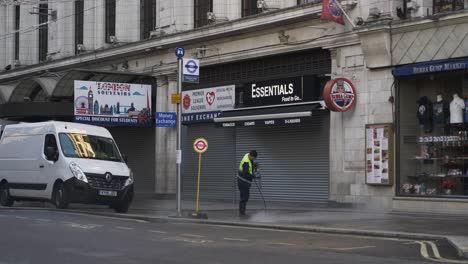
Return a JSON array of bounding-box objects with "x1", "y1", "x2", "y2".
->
[
  {"x1": 122, "y1": 154, "x2": 128, "y2": 163},
  {"x1": 46, "y1": 146, "x2": 58, "y2": 162}
]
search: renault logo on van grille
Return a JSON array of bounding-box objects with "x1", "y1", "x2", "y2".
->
[{"x1": 105, "y1": 173, "x2": 113, "y2": 183}]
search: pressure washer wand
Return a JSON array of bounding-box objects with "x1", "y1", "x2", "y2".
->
[{"x1": 253, "y1": 172, "x2": 267, "y2": 211}]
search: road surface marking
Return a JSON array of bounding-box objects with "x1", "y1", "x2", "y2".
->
[
  {"x1": 35, "y1": 219, "x2": 50, "y2": 222},
  {"x1": 223, "y1": 238, "x2": 249, "y2": 242},
  {"x1": 150, "y1": 230, "x2": 167, "y2": 234},
  {"x1": 15, "y1": 216, "x2": 29, "y2": 220},
  {"x1": 269, "y1": 242, "x2": 296, "y2": 246},
  {"x1": 327, "y1": 245, "x2": 376, "y2": 251},
  {"x1": 65, "y1": 223, "x2": 102, "y2": 229},
  {"x1": 115, "y1": 226, "x2": 134, "y2": 230},
  {"x1": 182, "y1": 234, "x2": 204, "y2": 238},
  {"x1": 163, "y1": 236, "x2": 213, "y2": 244},
  {"x1": 412, "y1": 241, "x2": 468, "y2": 264}
]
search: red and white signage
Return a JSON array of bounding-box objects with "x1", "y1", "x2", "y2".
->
[
  {"x1": 182, "y1": 85, "x2": 235, "y2": 114},
  {"x1": 193, "y1": 138, "x2": 208, "y2": 154},
  {"x1": 323, "y1": 78, "x2": 356, "y2": 112}
]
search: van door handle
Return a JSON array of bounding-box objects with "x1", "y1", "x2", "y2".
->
[{"x1": 39, "y1": 165, "x2": 44, "y2": 168}]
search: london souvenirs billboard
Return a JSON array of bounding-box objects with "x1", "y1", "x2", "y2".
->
[
  {"x1": 74, "y1": 80, "x2": 152, "y2": 126},
  {"x1": 182, "y1": 85, "x2": 235, "y2": 124}
]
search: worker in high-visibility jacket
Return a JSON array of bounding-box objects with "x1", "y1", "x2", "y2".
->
[{"x1": 237, "y1": 150, "x2": 258, "y2": 216}]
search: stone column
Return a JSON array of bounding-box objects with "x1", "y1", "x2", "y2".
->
[{"x1": 155, "y1": 74, "x2": 178, "y2": 196}]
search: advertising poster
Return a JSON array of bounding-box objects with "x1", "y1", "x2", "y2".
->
[
  {"x1": 181, "y1": 85, "x2": 235, "y2": 124},
  {"x1": 365, "y1": 124, "x2": 393, "y2": 186},
  {"x1": 74, "y1": 80, "x2": 152, "y2": 126}
]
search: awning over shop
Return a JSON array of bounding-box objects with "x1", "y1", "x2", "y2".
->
[
  {"x1": 392, "y1": 57, "x2": 468, "y2": 77},
  {"x1": 0, "y1": 102, "x2": 72, "y2": 120},
  {"x1": 213, "y1": 102, "x2": 325, "y2": 127}
]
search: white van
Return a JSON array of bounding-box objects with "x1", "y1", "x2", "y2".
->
[{"x1": 0, "y1": 121, "x2": 134, "y2": 213}]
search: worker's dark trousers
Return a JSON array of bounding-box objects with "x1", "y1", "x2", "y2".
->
[{"x1": 237, "y1": 179, "x2": 251, "y2": 215}]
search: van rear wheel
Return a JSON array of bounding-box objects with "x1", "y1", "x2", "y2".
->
[
  {"x1": 54, "y1": 183, "x2": 69, "y2": 209},
  {"x1": 0, "y1": 183, "x2": 14, "y2": 207}
]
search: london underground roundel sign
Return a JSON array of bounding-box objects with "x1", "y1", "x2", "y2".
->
[
  {"x1": 323, "y1": 77, "x2": 356, "y2": 112},
  {"x1": 193, "y1": 138, "x2": 208, "y2": 153}
]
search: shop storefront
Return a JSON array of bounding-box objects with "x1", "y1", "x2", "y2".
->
[
  {"x1": 181, "y1": 49, "x2": 331, "y2": 203},
  {"x1": 395, "y1": 57, "x2": 468, "y2": 198},
  {"x1": 0, "y1": 71, "x2": 157, "y2": 194}
]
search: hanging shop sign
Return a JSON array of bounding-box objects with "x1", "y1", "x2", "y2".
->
[
  {"x1": 323, "y1": 77, "x2": 356, "y2": 112},
  {"x1": 241, "y1": 77, "x2": 303, "y2": 107},
  {"x1": 182, "y1": 85, "x2": 235, "y2": 124},
  {"x1": 365, "y1": 123, "x2": 394, "y2": 186},
  {"x1": 74, "y1": 80, "x2": 152, "y2": 126}
]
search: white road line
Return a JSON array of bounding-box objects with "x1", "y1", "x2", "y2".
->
[
  {"x1": 182, "y1": 234, "x2": 204, "y2": 238},
  {"x1": 414, "y1": 241, "x2": 468, "y2": 264},
  {"x1": 150, "y1": 230, "x2": 167, "y2": 234},
  {"x1": 35, "y1": 219, "x2": 50, "y2": 222},
  {"x1": 223, "y1": 238, "x2": 249, "y2": 242},
  {"x1": 331, "y1": 246, "x2": 376, "y2": 251},
  {"x1": 15, "y1": 216, "x2": 29, "y2": 220},
  {"x1": 269, "y1": 242, "x2": 296, "y2": 246},
  {"x1": 115, "y1": 226, "x2": 134, "y2": 230}
]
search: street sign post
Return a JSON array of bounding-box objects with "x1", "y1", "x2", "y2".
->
[
  {"x1": 171, "y1": 93, "x2": 181, "y2": 104},
  {"x1": 175, "y1": 47, "x2": 185, "y2": 58},
  {"x1": 182, "y1": 58, "x2": 200, "y2": 83},
  {"x1": 175, "y1": 48, "x2": 184, "y2": 216},
  {"x1": 190, "y1": 138, "x2": 208, "y2": 219}
]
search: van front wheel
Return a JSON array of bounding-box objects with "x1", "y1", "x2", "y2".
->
[
  {"x1": 54, "y1": 183, "x2": 69, "y2": 209},
  {"x1": 0, "y1": 184, "x2": 14, "y2": 207},
  {"x1": 112, "y1": 200, "x2": 130, "y2": 213}
]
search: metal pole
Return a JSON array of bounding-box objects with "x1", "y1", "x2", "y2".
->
[
  {"x1": 196, "y1": 152, "x2": 202, "y2": 213},
  {"x1": 176, "y1": 58, "x2": 182, "y2": 216}
]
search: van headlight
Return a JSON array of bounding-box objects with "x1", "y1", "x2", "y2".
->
[
  {"x1": 69, "y1": 162, "x2": 88, "y2": 183},
  {"x1": 124, "y1": 170, "x2": 134, "y2": 187}
]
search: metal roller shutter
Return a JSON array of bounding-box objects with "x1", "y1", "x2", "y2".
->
[
  {"x1": 235, "y1": 112, "x2": 330, "y2": 203},
  {"x1": 108, "y1": 127, "x2": 155, "y2": 194},
  {"x1": 183, "y1": 123, "x2": 236, "y2": 201}
]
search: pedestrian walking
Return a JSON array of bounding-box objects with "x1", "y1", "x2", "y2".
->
[{"x1": 237, "y1": 150, "x2": 257, "y2": 216}]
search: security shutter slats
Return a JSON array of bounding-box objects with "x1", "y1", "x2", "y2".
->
[
  {"x1": 235, "y1": 112, "x2": 330, "y2": 203},
  {"x1": 108, "y1": 127, "x2": 155, "y2": 194},
  {"x1": 183, "y1": 123, "x2": 236, "y2": 201}
]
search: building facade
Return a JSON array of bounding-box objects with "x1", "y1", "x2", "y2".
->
[{"x1": 1, "y1": 0, "x2": 468, "y2": 213}]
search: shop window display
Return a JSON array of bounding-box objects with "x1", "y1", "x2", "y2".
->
[{"x1": 399, "y1": 72, "x2": 468, "y2": 197}]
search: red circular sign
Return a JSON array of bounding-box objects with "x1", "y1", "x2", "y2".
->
[
  {"x1": 323, "y1": 78, "x2": 356, "y2": 112},
  {"x1": 193, "y1": 138, "x2": 208, "y2": 153}
]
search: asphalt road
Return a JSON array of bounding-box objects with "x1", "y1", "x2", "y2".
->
[{"x1": 0, "y1": 209, "x2": 463, "y2": 264}]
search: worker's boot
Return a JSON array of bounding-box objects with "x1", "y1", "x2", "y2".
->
[{"x1": 239, "y1": 202, "x2": 246, "y2": 217}]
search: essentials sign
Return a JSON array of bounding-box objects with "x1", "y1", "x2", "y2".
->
[{"x1": 243, "y1": 77, "x2": 302, "y2": 106}]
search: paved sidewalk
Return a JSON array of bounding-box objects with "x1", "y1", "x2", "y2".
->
[{"x1": 9, "y1": 198, "x2": 468, "y2": 259}]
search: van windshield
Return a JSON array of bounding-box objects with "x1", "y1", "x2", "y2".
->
[{"x1": 58, "y1": 133, "x2": 123, "y2": 162}]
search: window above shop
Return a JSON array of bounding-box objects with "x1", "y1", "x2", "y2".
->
[{"x1": 433, "y1": 0, "x2": 465, "y2": 14}]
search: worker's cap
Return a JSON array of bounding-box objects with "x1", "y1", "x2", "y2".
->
[{"x1": 249, "y1": 150, "x2": 258, "y2": 157}]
